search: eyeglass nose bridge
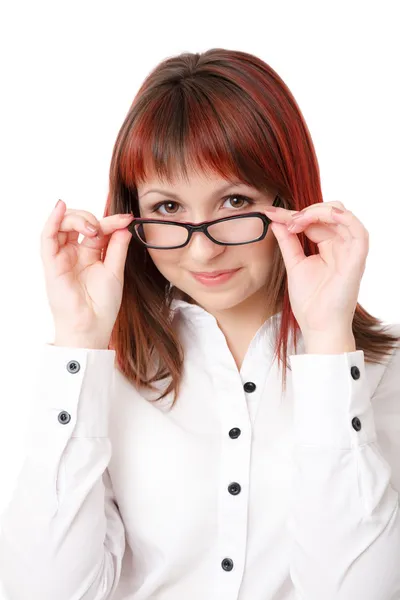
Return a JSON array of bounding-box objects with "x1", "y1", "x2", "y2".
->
[
  {"x1": 183, "y1": 222, "x2": 224, "y2": 247},
  {"x1": 186, "y1": 221, "x2": 216, "y2": 235}
]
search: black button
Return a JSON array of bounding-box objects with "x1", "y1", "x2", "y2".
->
[
  {"x1": 351, "y1": 366, "x2": 360, "y2": 380},
  {"x1": 229, "y1": 428, "x2": 241, "y2": 439},
  {"x1": 221, "y1": 558, "x2": 234, "y2": 571},
  {"x1": 243, "y1": 381, "x2": 256, "y2": 393},
  {"x1": 58, "y1": 411, "x2": 71, "y2": 425},
  {"x1": 352, "y1": 417, "x2": 362, "y2": 431},
  {"x1": 228, "y1": 482, "x2": 241, "y2": 495},
  {"x1": 67, "y1": 360, "x2": 80, "y2": 374}
]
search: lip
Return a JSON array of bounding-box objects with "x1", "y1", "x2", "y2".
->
[
  {"x1": 190, "y1": 267, "x2": 242, "y2": 286},
  {"x1": 191, "y1": 269, "x2": 239, "y2": 277}
]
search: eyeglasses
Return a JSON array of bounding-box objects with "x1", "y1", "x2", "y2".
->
[{"x1": 128, "y1": 194, "x2": 283, "y2": 250}]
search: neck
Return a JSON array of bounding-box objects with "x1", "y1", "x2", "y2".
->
[{"x1": 207, "y1": 288, "x2": 282, "y2": 371}]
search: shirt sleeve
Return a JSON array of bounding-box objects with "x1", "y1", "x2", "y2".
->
[
  {"x1": 287, "y1": 343, "x2": 400, "y2": 600},
  {"x1": 0, "y1": 344, "x2": 126, "y2": 600}
]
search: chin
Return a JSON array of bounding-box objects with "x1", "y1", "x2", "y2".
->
[{"x1": 179, "y1": 283, "x2": 256, "y2": 313}]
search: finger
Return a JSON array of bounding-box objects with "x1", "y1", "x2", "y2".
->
[
  {"x1": 57, "y1": 214, "x2": 134, "y2": 245},
  {"x1": 41, "y1": 202, "x2": 103, "y2": 257},
  {"x1": 330, "y1": 208, "x2": 369, "y2": 245},
  {"x1": 291, "y1": 200, "x2": 346, "y2": 215},
  {"x1": 289, "y1": 207, "x2": 367, "y2": 244},
  {"x1": 62, "y1": 208, "x2": 102, "y2": 231},
  {"x1": 79, "y1": 213, "x2": 134, "y2": 248},
  {"x1": 102, "y1": 228, "x2": 133, "y2": 283},
  {"x1": 264, "y1": 205, "x2": 298, "y2": 224},
  {"x1": 41, "y1": 201, "x2": 134, "y2": 262},
  {"x1": 289, "y1": 202, "x2": 348, "y2": 225},
  {"x1": 270, "y1": 221, "x2": 306, "y2": 272},
  {"x1": 55, "y1": 214, "x2": 106, "y2": 249},
  {"x1": 288, "y1": 213, "x2": 352, "y2": 243},
  {"x1": 59, "y1": 212, "x2": 134, "y2": 235},
  {"x1": 264, "y1": 200, "x2": 345, "y2": 224},
  {"x1": 41, "y1": 199, "x2": 67, "y2": 265}
]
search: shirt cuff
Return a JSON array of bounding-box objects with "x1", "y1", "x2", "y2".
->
[
  {"x1": 288, "y1": 350, "x2": 377, "y2": 448},
  {"x1": 27, "y1": 344, "x2": 116, "y2": 442}
]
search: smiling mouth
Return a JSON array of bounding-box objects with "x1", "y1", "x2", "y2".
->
[
  {"x1": 190, "y1": 268, "x2": 240, "y2": 277},
  {"x1": 189, "y1": 268, "x2": 242, "y2": 285}
]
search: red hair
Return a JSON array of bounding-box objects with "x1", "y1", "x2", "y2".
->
[{"x1": 102, "y1": 48, "x2": 399, "y2": 405}]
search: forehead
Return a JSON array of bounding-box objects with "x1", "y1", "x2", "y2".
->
[
  {"x1": 137, "y1": 168, "x2": 240, "y2": 192},
  {"x1": 134, "y1": 161, "x2": 275, "y2": 201}
]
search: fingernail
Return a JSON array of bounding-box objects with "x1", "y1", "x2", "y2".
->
[
  {"x1": 55, "y1": 199, "x2": 62, "y2": 209},
  {"x1": 265, "y1": 206, "x2": 278, "y2": 212},
  {"x1": 86, "y1": 223, "x2": 98, "y2": 232},
  {"x1": 332, "y1": 207, "x2": 344, "y2": 214}
]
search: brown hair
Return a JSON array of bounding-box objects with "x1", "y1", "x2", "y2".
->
[{"x1": 103, "y1": 48, "x2": 399, "y2": 407}]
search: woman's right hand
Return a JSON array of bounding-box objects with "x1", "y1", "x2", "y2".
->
[{"x1": 40, "y1": 199, "x2": 135, "y2": 349}]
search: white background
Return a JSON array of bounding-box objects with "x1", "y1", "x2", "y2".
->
[{"x1": 0, "y1": 1, "x2": 399, "y2": 592}]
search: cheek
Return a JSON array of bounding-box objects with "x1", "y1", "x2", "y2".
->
[
  {"x1": 241, "y1": 231, "x2": 276, "y2": 264},
  {"x1": 147, "y1": 231, "x2": 276, "y2": 274},
  {"x1": 147, "y1": 248, "x2": 182, "y2": 273}
]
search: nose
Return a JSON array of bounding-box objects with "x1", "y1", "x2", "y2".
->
[{"x1": 185, "y1": 230, "x2": 226, "y2": 262}]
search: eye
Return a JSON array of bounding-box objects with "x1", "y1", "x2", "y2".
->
[
  {"x1": 222, "y1": 194, "x2": 254, "y2": 209},
  {"x1": 150, "y1": 194, "x2": 254, "y2": 216},
  {"x1": 152, "y1": 201, "x2": 181, "y2": 215}
]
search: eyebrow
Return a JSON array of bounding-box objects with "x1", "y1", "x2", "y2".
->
[{"x1": 139, "y1": 181, "x2": 253, "y2": 201}]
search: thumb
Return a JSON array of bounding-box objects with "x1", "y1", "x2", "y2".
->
[
  {"x1": 103, "y1": 228, "x2": 132, "y2": 283},
  {"x1": 270, "y1": 221, "x2": 305, "y2": 271}
]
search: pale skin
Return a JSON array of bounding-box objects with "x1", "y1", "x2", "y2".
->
[
  {"x1": 137, "y1": 169, "x2": 291, "y2": 370},
  {"x1": 136, "y1": 168, "x2": 368, "y2": 365},
  {"x1": 44, "y1": 169, "x2": 365, "y2": 360}
]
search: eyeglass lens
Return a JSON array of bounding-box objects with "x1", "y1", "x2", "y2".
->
[{"x1": 134, "y1": 217, "x2": 264, "y2": 248}]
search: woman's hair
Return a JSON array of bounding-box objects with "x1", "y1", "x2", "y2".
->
[{"x1": 104, "y1": 48, "x2": 400, "y2": 407}]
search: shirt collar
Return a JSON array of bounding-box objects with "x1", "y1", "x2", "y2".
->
[{"x1": 169, "y1": 297, "x2": 285, "y2": 355}]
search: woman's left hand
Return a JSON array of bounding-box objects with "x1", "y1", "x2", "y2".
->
[{"x1": 264, "y1": 201, "x2": 369, "y2": 339}]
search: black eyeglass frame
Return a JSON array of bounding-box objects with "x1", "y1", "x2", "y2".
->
[{"x1": 128, "y1": 194, "x2": 283, "y2": 250}]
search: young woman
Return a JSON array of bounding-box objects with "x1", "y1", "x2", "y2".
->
[{"x1": 1, "y1": 48, "x2": 399, "y2": 600}]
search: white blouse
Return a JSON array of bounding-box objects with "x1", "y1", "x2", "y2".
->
[{"x1": 1, "y1": 299, "x2": 400, "y2": 600}]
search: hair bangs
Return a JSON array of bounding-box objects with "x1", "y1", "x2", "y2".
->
[
  {"x1": 118, "y1": 79, "x2": 275, "y2": 195},
  {"x1": 105, "y1": 48, "x2": 400, "y2": 405}
]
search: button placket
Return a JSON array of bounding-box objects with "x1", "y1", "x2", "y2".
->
[
  {"x1": 241, "y1": 351, "x2": 272, "y2": 426},
  {"x1": 217, "y1": 385, "x2": 250, "y2": 585},
  {"x1": 197, "y1": 324, "x2": 257, "y2": 586}
]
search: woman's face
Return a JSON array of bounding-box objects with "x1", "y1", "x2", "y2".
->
[{"x1": 136, "y1": 169, "x2": 279, "y2": 313}]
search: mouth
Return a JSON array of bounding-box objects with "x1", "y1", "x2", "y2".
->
[
  {"x1": 189, "y1": 268, "x2": 242, "y2": 286},
  {"x1": 192, "y1": 268, "x2": 239, "y2": 276}
]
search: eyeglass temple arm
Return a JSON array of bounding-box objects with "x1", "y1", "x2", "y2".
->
[{"x1": 273, "y1": 194, "x2": 284, "y2": 208}]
